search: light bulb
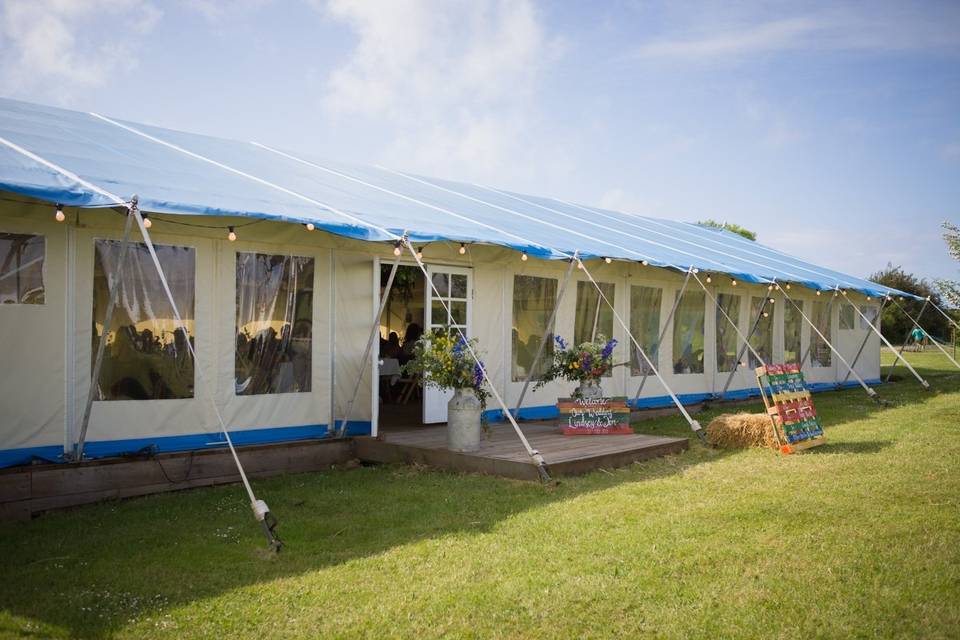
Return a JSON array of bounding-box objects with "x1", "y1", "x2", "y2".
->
[
  {"x1": 866, "y1": 296, "x2": 871, "y2": 301},
  {"x1": 604, "y1": 257, "x2": 612, "y2": 264},
  {"x1": 459, "y1": 243, "x2": 466, "y2": 255},
  {"x1": 692, "y1": 268, "x2": 699, "y2": 274},
  {"x1": 641, "y1": 260, "x2": 648, "y2": 266},
  {"x1": 393, "y1": 242, "x2": 402, "y2": 257},
  {"x1": 55, "y1": 204, "x2": 65, "y2": 222},
  {"x1": 731, "y1": 279, "x2": 737, "y2": 286},
  {"x1": 816, "y1": 290, "x2": 822, "y2": 296},
  {"x1": 416, "y1": 247, "x2": 423, "y2": 260},
  {"x1": 305, "y1": 222, "x2": 315, "y2": 231},
  {"x1": 142, "y1": 214, "x2": 152, "y2": 229},
  {"x1": 769, "y1": 298, "x2": 775, "y2": 304},
  {"x1": 785, "y1": 284, "x2": 791, "y2": 290},
  {"x1": 521, "y1": 252, "x2": 528, "y2": 262},
  {"x1": 763, "y1": 312, "x2": 769, "y2": 318},
  {"x1": 227, "y1": 226, "x2": 237, "y2": 242},
  {"x1": 705, "y1": 275, "x2": 712, "y2": 283},
  {"x1": 768, "y1": 285, "x2": 774, "y2": 291}
]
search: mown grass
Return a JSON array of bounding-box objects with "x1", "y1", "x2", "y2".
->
[{"x1": 1, "y1": 349, "x2": 958, "y2": 639}]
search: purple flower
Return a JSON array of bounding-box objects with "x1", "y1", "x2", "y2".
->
[
  {"x1": 473, "y1": 362, "x2": 485, "y2": 389},
  {"x1": 601, "y1": 338, "x2": 617, "y2": 360},
  {"x1": 453, "y1": 335, "x2": 466, "y2": 355}
]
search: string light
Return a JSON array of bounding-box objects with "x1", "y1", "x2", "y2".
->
[
  {"x1": 416, "y1": 246, "x2": 424, "y2": 260},
  {"x1": 731, "y1": 279, "x2": 737, "y2": 286},
  {"x1": 521, "y1": 252, "x2": 528, "y2": 262},
  {"x1": 763, "y1": 311, "x2": 770, "y2": 318},
  {"x1": 227, "y1": 226, "x2": 237, "y2": 242},
  {"x1": 692, "y1": 268, "x2": 699, "y2": 274},
  {"x1": 393, "y1": 241, "x2": 402, "y2": 257},
  {"x1": 304, "y1": 222, "x2": 315, "y2": 231},
  {"x1": 604, "y1": 257, "x2": 612, "y2": 264},
  {"x1": 54, "y1": 204, "x2": 65, "y2": 222},
  {"x1": 816, "y1": 290, "x2": 822, "y2": 296},
  {"x1": 785, "y1": 284, "x2": 791, "y2": 290},
  {"x1": 641, "y1": 260, "x2": 649, "y2": 266},
  {"x1": 142, "y1": 213, "x2": 152, "y2": 229},
  {"x1": 705, "y1": 275, "x2": 712, "y2": 283},
  {"x1": 459, "y1": 242, "x2": 467, "y2": 255},
  {"x1": 768, "y1": 298, "x2": 775, "y2": 304},
  {"x1": 768, "y1": 284, "x2": 774, "y2": 291}
]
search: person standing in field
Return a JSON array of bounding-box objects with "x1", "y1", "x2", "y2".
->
[{"x1": 910, "y1": 326, "x2": 926, "y2": 352}]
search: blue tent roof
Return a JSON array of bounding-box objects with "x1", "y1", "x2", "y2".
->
[{"x1": 0, "y1": 96, "x2": 908, "y2": 298}]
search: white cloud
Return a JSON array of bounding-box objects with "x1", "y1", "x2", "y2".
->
[
  {"x1": 630, "y1": 4, "x2": 960, "y2": 62},
  {"x1": 316, "y1": 0, "x2": 562, "y2": 181},
  {"x1": 0, "y1": 0, "x2": 162, "y2": 102}
]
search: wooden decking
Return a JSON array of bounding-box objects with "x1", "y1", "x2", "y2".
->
[{"x1": 354, "y1": 422, "x2": 688, "y2": 481}]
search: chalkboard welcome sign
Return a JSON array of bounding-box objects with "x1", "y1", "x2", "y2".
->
[{"x1": 557, "y1": 396, "x2": 632, "y2": 435}]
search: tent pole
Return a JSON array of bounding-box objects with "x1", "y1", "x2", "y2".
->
[
  {"x1": 842, "y1": 298, "x2": 888, "y2": 384},
  {"x1": 840, "y1": 291, "x2": 930, "y2": 388},
  {"x1": 777, "y1": 285, "x2": 881, "y2": 401},
  {"x1": 337, "y1": 250, "x2": 402, "y2": 438},
  {"x1": 719, "y1": 295, "x2": 769, "y2": 399},
  {"x1": 590, "y1": 287, "x2": 602, "y2": 342},
  {"x1": 73, "y1": 206, "x2": 136, "y2": 462},
  {"x1": 578, "y1": 259, "x2": 705, "y2": 442},
  {"x1": 404, "y1": 240, "x2": 554, "y2": 483},
  {"x1": 928, "y1": 298, "x2": 960, "y2": 332},
  {"x1": 512, "y1": 256, "x2": 577, "y2": 419},
  {"x1": 886, "y1": 296, "x2": 960, "y2": 372},
  {"x1": 632, "y1": 269, "x2": 691, "y2": 405},
  {"x1": 132, "y1": 205, "x2": 284, "y2": 549},
  {"x1": 883, "y1": 298, "x2": 926, "y2": 383}
]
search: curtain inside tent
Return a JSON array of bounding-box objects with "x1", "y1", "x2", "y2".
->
[
  {"x1": 673, "y1": 290, "x2": 705, "y2": 374},
  {"x1": 784, "y1": 300, "x2": 803, "y2": 364},
  {"x1": 810, "y1": 300, "x2": 833, "y2": 367},
  {"x1": 235, "y1": 252, "x2": 314, "y2": 396},
  {"x1": 511, "y1": 274, "x2": 557, "y2": 382},
  {"x1": 715, "y1": 293, "x2": 740, "y2": 373},
  {"x1": 629, "y1": 285, "x2": 662, "y2": 375},
  {"x1": 748, "y1": 296, "x2": 773, "y2": 369},
  {"x1": 0, "y1": 232, "x2": 45, "y2": 305},
  {"x1": 92, "y1": 240, "x2": 195, "y2": 401}
]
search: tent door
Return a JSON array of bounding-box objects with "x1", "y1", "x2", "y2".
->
[{"x1": 422, "y1": 265, "x2": 473, "y2": 424}]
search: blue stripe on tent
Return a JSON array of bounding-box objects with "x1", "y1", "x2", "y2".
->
[{"x1": 0, "y1": 422, "x2": 372, "y2": 469}]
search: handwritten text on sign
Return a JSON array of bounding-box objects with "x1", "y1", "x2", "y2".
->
[{"x1": 557, "y1": 396, "x2": 632, "y2": 435}]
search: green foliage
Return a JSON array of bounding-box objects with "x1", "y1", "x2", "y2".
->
[
  {"x1": 870, "y1": 264, "x2": 951, "y2": 341},
  {"x1": 696, "y1": 219, "x2": 758, "y2": 241},
  {"x1": 380, "y1": 264, "x2": 419, "y2": 304},
  {"x1": 935, "y1": 221, "x2": 960, "y2": 308},
  {"x1": 401, "y1": 329, "x2": 490, "y2": 411},
  {"x1": 534, "y1": 334, "x2": 617, "y2": 392}
]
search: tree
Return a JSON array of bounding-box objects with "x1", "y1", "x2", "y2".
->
[
  {"x1": 695, "y1": 219, "x2": 757, "y2": 241},
  {"x1": 934, "y1": 221, "x2": 960, "y2": 308},
  {"x1": 870, "y1": 264, "x2": 950, "y2": 342}
]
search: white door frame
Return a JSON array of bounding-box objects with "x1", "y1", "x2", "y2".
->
[{"x1": 423, "y1": 264, "x2": 473, "y2": 424}]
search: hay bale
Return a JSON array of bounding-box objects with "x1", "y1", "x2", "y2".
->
[{"x1": 706, "y1": 413, "x2": 778, "y2": 449}]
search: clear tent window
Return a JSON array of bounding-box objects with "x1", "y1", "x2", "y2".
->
[
  {"x1": 92, "y1": 240, "x2": 195, "y2": 401},
  {"x1": 716, "y1": 293, "x2": 740, "y2": 373},
  {"x1": 235, "y1": 252, "x2": 314, "y2": 396},
  {"x1": 512, "y1": 274, "x2": 557, "y2": 382},
  {"x1": 630, "y1": 285, "x2": 662, "y2": 376},
  {"x1": 0, "y1": 232, "x2": 44, "y2": 305},
  {"x1": 673, "y1": 289, "x2": 705, "y2": 375},
  {"x1": 574, "y1": 280, "x2": 615, "y2": 377}
]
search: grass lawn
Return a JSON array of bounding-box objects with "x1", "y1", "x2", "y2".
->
[{"x1": 1, "y1": 349, "x2": 958, "y2": 639}]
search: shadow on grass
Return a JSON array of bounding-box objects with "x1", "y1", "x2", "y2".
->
[
  {"x1": 0, "y1": 436, "x2": 732, "y2": 639},
  {"x1": 808, "y1": 440, "x2": 893, "y2": 456}
]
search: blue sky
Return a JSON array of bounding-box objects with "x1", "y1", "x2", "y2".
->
[{"x1": 1, "y1": 0, "x2": 958, "y2": 284}]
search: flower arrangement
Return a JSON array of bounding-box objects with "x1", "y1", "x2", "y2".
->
[
  {"x1": 402, "y1": 329, "x2": 490, "y2": 410},
  {"x1": 534, "y1": 334, "x2": 618, "y2": 390}
]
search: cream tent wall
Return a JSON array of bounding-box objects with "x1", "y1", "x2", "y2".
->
[{"x1": 0, "y1": 201, "x2": 883, "y2": 468}]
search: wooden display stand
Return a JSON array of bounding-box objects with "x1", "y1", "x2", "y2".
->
[
  {"x1": 755, "y1": 364, "x2": 826, "y2": 454},
  {"x1": 557, "y1": 396, "x2": 632, "y2": 435}
]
